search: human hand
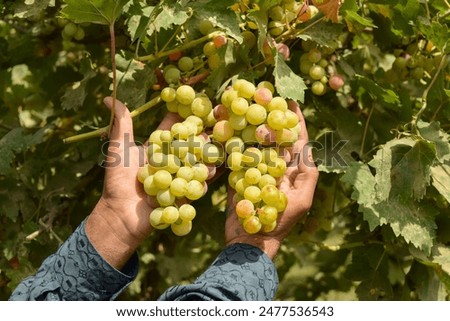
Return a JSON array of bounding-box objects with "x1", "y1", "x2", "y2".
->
[
  {"x1": 225, "y1": 102, "x2": 319, "y2": 259},
  {"x1": 86, "y1": 97, "x2": 182, "y2": 269}
]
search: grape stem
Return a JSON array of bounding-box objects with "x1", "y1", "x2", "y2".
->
[
  {"x1": 137, "y1": 31, "x2": 225, "y2": 62},
  {"x1": 63, "y1": 95, "x2": 162, "y2": 144}
]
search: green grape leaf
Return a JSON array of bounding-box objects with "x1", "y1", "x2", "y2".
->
[
  {"x1": 430, "y1": 162, "x2": 450, "y2": 203},
  {"x1": 125, "y1": 3, "x2": 155, "y2": 41},
  {"x1": 60, "y1": 0, "x2": 128, "y2": 25},
  {"x1": 147, "y1": 0, "x2": 190, "y2": 36},
  {"x1": 343, "y1": 10, "x2": 376, "y2": 33},
  {"x1": 418, "y1": 121, "x2": 450, "y2": 163},
  {"x1": 370, "y1": 137, "x2": 436, "y2": 201},
  {"x1": 192, "y1": 0, "x2": 242, "y2": 43},
  {"x1": 115, "y1": 51, "x2": 155, "y2": 108},
  {"x1": 13, "y1": 0, "x2": 54, "y2": 19},
  {"x1": 61, "y1": 58, "x2": 97, "y2": 111},
  {"x1": 296, "y1": 21, "x2": 344, "y2": 48},
  {"x1": 417, "y1": 18, "x2": 450, "y2": 54},
  {"x1": 273, "y1": 53, "x2": 307, "y2": 103},
  {"x1": 432, "y1": 245, "x2": 450, "y2": 291},
  {"x1": 354, "y1": 75, "x2": 400, "y2": 108},
  {"x1": 341, "y1": 161, "x2": 376, "y2": 206}
]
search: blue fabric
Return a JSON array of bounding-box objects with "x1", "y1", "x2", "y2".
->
[{"x1": 9, "y1": 220, "x2": 278, "y2": 301}]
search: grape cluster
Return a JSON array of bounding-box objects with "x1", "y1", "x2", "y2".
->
[
  {"x1": 211, "y1": 78, "x2": 299, "y2": 234},
  {"x1": 138, "y1": 85, "x2": 221, "y2": 236},
  {"x1": 59, "y1": 19, "x2": 85, "y2": 41},
  {"x1": 299, "y1": 41, "x2": 344, "y2": 95}
]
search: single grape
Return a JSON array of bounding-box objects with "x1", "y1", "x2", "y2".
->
[
  {"x1": 228, "y1": 170, "x2": 245, "y2": 189},
  {"x1": 257, "y1": 162, "x2": 268, "y2": 175},
  {"x1": 221, "y1": 89, "x2": 239, "y2": 107},
  {"x1": 143, "y1": 175, "x2": 158, "y2": 196},
  {"x1": 191, "y1": 96, "x2": 213, "y2": 118},
  {"x1": 74, "y1": 27, "x2": 85, "y2": 41},
  {"x1": 246, "y1": 103, "x2": 267, "y2": 125},
  {"x1": 285, "y1": 109, "x2": 299, "y2": 128},
  {"x1": 225, "y1": 136, "x2": 245, "y2": 154},
  {"x1": 258, "y1": 174, "x2": 277, "y2": 188},
  {"x1": 309, "y1": 65, "x2": 326, "y2": 80},
  {"x1": 176, "y1": 166, "x2": 194, "y2": 181},
  {"x1": 153, "y1": 169, "x2": 172, "y2": 189},
  {"x1": 212, "y1": 120, "x2": 234, "y2": 142},
  {"x1": 261, "y1": 184, "x2": 280, "y2": 206},
  {"x1": 192, "y1": 163, "x2": 209, "y2": 182},
  {"x1": 213, "y1": 35, "x2": 228, "y2": 48},
  {"x1": 234, "y1": 178, "x2": 250, "y2": 196},
  {"x1": 203, "y1": 41, "x2": 217, "y2": 56},
  {"x1": 178, "y1": 56, "x2": 194, "y2": 72},
  {"x1": 253, "y1": 87, "x2": 273, "y2": 107},
  {"x1": 255, "y1": 124, "x2": 276, "y2": 145},
  {"x1": 176, "y1": 85, "x2": 196, "y2": 105},
  {"x1": 241, "y1": 30, "x2": 257, "y2": 49},
  {"x1": 137, "y1": 165, "x2": 151, "y2": 183},
  {"x1": 198, "y1": 20, "x2": 214, "y2": 35},
  {"x1": 162, "y1": 206, "x2": 179, "y2": 224},
  {"x1": 202, "y1": 142, "x2": 223, "y2": 164},
  {"x1": 213, "y1": 103, "x2": 229, "y2": 121},
  {"x1": 261, "y1": 221, "x2": 277, "y2": 233},
  {"x1": 207, "y1": 53, "x2": 221, "y2": 70},
  {"x1": 161, "y1": 87, "x2": 177, "y2": 102},
  {"x1": 171, "y1": 122, "x2": 189, "y2": 140},
  {"x1": 164, "y1": 67, "x2": 181, "y2": 84},
  {"x1": 227, "y1": 151, "x2": 244, "y2": 171},
  {"x1": 311, "y1": 81, "x2": 326, "y2": 96},
  {"x1": 171, "y1": 219, "x2": 192, "y2": 236},
  {"x1": 276, "y1": 128, "x2": 297, "y2": 146},
  {"x1": 268, "y1": 20, "x2": 284, "y2": 36},
  {"x1": 185, "y1": 180, "x2": 204, "y2": 200},
  {"x1": 242, "y1": 216, "x2": 262, "y2": 234},
  {"x1": 275, "y1": 191, "x2": 288, "y2": 212},
  {"x1": 244, "y1": 185, "x2": 262, "y2": 204},
  {"x1": 267, "y1": 110, "x2": 287, "y2": 130},
  {"x1": 157, "y1": 189, "x2": 176, "y2": 206},
  {"x1": 233, "y1": 79, "x2": 256, "y2": 99},
  {"x1": 63, "y1": 22, "x2": 78, "y2": 37},
  {"x1": 242, "y1": 147, "x2": 263, "y2": 167},
  {"x1": 307, "y1": 48, "x2": 322, "y2": 64},
  {"x1": 241, "y1": 125, "x2": 257, "y2": 144},
  {"x1": 229, "y1": 113, "x2": 248, "y2": 131},
  {"x1": 231, "y1": 97, "x2": 249, "y2": 115},
  {"x1": 244, "y1": 167, "x2": 262, "y2": 185},
  {"x1": 179, "y1": 204, "x2": 196, "y2": 221},
  {"x1": 170, "y1": 177, "x2": 188, "y2": 197},
  {"x1": 267, "y1": 157, "x2": 287, "y2": 178},
  {"x1": 258, "y1": 205, "x2": 278, "y2": 225},
  {"x1": 267, "y1": 96, "x2": 288, "y2": 112},
  {"x1": 236, "y1": 199, "x2": 255, "y2": 219},
  {"x1": 149, "y1": 208, "x2": 170, "y2": 230}
]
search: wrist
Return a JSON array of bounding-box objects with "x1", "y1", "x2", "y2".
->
[
  {"x1": 226, "y1": 236, "x2": 281, "y2": 260},
  {"x1": 86, "y1": 199, "x2": 147, "y2": 270}
]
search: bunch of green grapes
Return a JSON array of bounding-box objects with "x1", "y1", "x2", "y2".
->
[
  {"x1": 59, "y1": 19, "x2": 85, "y2": 41},
  {"x1": 298, "y1": 40, "x2": 343, "y2": 95},
  {"x1": 211, "y1": 78, "x2": 299, "y2": 234},
  {"x1": 137, "y1": 85, "x2": 223, "y2": 236}
]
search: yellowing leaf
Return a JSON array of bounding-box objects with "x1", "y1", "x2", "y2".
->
[{"x1": 312, "y1": 0, "x2": 342, "y2": 23}]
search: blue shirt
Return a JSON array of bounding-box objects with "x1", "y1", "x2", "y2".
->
[{"x1": 9, "y1": 219, "x2": 278, "y2": 301}]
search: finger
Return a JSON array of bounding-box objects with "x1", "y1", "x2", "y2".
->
[{"x1": 104, "y1": 97, "x2": 134, "y2": 143}]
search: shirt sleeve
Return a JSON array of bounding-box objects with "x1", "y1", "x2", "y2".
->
[
  {"x1": 158, "y1": 243, "x2": 279, "y2": 301},
  {"x1": 8, "y1": 219, "x2": 138, "y2": 301}
]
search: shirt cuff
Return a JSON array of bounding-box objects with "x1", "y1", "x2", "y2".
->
[
  {"x1": 9, "y1": 219, "x2": 138, "y2": 301},
  {"x1": 158, "y1": 243, "x2": 279, "y2": 301}
]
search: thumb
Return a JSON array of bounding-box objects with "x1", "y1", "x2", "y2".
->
[{"x1": 104, "y1": 97, "x2": 134, "y2": 143}]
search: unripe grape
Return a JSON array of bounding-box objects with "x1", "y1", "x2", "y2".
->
[
  {"x1": 242, "y1": 216, "x2": 262, "y2": 234},
  {"x1": 311, "y1": 81, "x2": 326, "y2": 96},
  {"x1": 179, "y1": 204, "x2": 196, "y2": 221},
  {"x1": 207, "y1": 53, "x2": 221, "y2": 70},
  {"x1": 164, "y1": 67, "x2": 181, "y2": 84},
  {"x1": 241, "y1": 125, "x2": 257, "y2": 144},
  {"x1": 74, "y1": 27, "x2": 85, "y2": 41},
  {"x1": 268, "y1": 20, "x2": 284, "y2": 36},
  {"x1": 269, "y1": 5, "x2": 285, "y2": 21},
  {"x1": 241, "y1": 30, "x2": 257, "y2": 49},
  {"x1": 198, "y1": 20, "x2": 214, "y2": 35},
  {"x1": 307, "y1": 48, "x2": 322, "y2": 64},
  {"x1": 176, "y1": 85, "x2": 196, "y2": 105},
  {"x1": 178, "y1": 56, "x2": 194, "y2": 71},
  {"x1": 63, "y1": 22, "x2": 78, "y2": 37},
  {"x1": 203, "y1": 41, "x2": 217, "y2": 56},
  {"x1": 309, "y1": 65, "x2": 326, "y2": 80},
  {"x1": 171, "y1": 220, "x2": 192, "y2": 236}
]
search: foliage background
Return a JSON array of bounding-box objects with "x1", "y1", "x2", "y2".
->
[{"x1": 1, "y1": 0, "x2": 449, "y2": 301}]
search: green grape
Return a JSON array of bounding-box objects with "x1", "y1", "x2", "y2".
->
[
  {"x1": 261, "y1": 221, "x2": 277, "y2": 233},
  {"x1": 258, "y1": 174, "x2": 277, "y2": 188},
  {"x1": 157, "y1": 189, "x2": 176, "y2": 206},
  {"x1": 300, "y1": 57, "x2": 314, "y2": 75},
  {"x1": 258, "y1": 205, "x2": 278, "y2": 225},
  {"x1": 170, "y1": 177, "x2": 188, "y2": 197},
  {"x1": 178, "y1": 56, "x2": 194, "y2": 71},
  {"x1": 221, "y1": 89, "x2": 239, "y2": 107},
  {"x1": 184, "y1": 115, "x2": 204, "y2": 134},
  {"x1": 244, "y1": 185, "x2": 262, "y2": 204},
  {"x1": 63, "y1": 22, "x2": 78, "y2": 37},
  {"x1": 179, "y1": 204, "x2": 196, "y2": 221},
  {"x1": 229, "y1": 113, "x2": 248, "y2": 131},
  {"x1": 164, "y1": 67, "x2": 181, "y2": 84},
  {"x1": 228, "y1": 170, "x2": 245, "y2": 189},
  {"x1": 161, "y1": 87, "x2": 177, "y2": 102},
  {"x1": 262, "y1": 148, "x2": 279, "y2": 164},
  {"x1": 73, "y1": 27, "x2": 85, "y2": 41},
  {"x1": 246, "y1": 103, "x2": 267, "y2": 125},
  {"x1": 242, "y1": 216, "x2": 262, "y2": 234},
  {"x1": 148, "y1": 129, "x2": 164, "y2": 146},
  {"x1": 257, "y1": 162, "x2": 268, "y2": 175},
  {"x1": 307, "y1": 48, "x2": 322, "y2": 64},
  {"x1": 149, "y1": 152, "x2": 169, "y2": 171},
  {"x1": 311, "y1": 81, "x2": 326, "y2": 96},
  {"x1": 198, "y1": 19, "x2": 214, "y2": 35},
  {"x1": 234, "y1": 79, "x2": 256, "y2": 99},
  {"x1": 267, "y1": 157, "x2": 287, "y2": 178},
  {"x1": 177, "y1": 103, "x2": 193, "y2": 119},
  {"x1": 241, "y1": 30, "x2": 257, "y2": 49},
  {"x1": 230, "y1": 97, "x2": 249, "y2": 115},
  {"x1": 176, "y1": 166, "x2": 194, "y2": 181},
  {"x1": 182, "y1": 152, "x2": 197, "y2": 167},
  {"x1": 212, "y1": 120, "x2": 234, "y2": 142},
  {"x1": 191, "y1": 96, "x2": 213, "y2": 118},
  {"x1": 183, "y1": 121, "x2": 198, "y2": 137},
  {"x1": 203, "y1": 41, "x2": 217, "y2": 56},
  {"x1": 268, "y1": 20, "x2": 284, "y2": 36},
  {"x1": 185, "y1": 180, "x2": 204, "y2": 200},
  {"x1": 137, "y1": 165, "x2": 151, "y2": 183},
  {"x1": 260, "y1": 184, "x2": 280, "y2": 206},
  {"x1": 253, "y1": 87, "x2": 273, "y2": 107},
  {"x1": 276, "y1": 128, "x2": 297, "y2": 146},
  {"x1": 171, "y1": 123, "x2": 189, "y2": 140},
  {"x1": 143, "y1": 175, "x2": 158, "y2": 196},
  {"x1": 171, "y1": 219, "x2": 192, "y2": 236},
  {"x1": 242, "y1": 147, "x2": 262, "y2": 167},
  {"x1": 225, "y1": 137, "x2": 245, "y2": 154},
  {"x1": 171, "y1": 139, "x2": 189, "y2": 159},
  {"x1": 269, "y1": 5, "x2": 286, "y2": 21},
  {"x1": 166, "y1": 101, "x2": 178, "y2": 113},
  {"x1": 244, "y1": 167, "x2": 262, "y2": 185},
  {"x1": 203, "y1": 109, "x2": 217, "y2": 128},
  {"x1": 176, "y1": 85, "x2": 196, "y2": 105},
  {"x1": 201, "y1": 142, "x2": 223, "y2": 164},
  {"x1": 227, "y1": 151, "x2": 244, "y2": 171},
  {"x1": 236, "y1": 199, "x2": 255, "y2": 219},
  {"x1": 267, "y1": 97, "x2": 288, "y2": 112},
  {"x1": 161, "y1": 206, "x2": 179, "y2": 224},
  {"x1": 309, "y1": 65, "x2": 326, "y2": 80},
  {"x1": 234, "y1": 178, "x2": 250, "y2": 195},
  {"x1": 153, "y1": 169, "x2": 172, "y2": 189},
  {"x1": 267, "y1": 110, "x2": 287, "y2": 130},
  {"x1": 275, "y1": 191, "x2": 288, "y2": 212},
  {"x1": 285, "y1": 109, "x2": 299, "y2": 128},
  {"x1": 207, "y1": 53, "x2": 221, "y2": 70},
  {"x1": 257, "y1": 81, "x2": 275, "y2": 94},
  {"x1": 241, "y1": 125, "x2": 257, "y2": 144},
  {"x1": 192, "y1": 163, "x2": 209, "y2": 182},
  {"x1": 149, "y1": 208, "x2": 170, "y2": 230}
]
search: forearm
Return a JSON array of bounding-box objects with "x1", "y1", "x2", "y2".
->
[{"x1": 9, "y1": 219, "x2": 138, "y2": 301}]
